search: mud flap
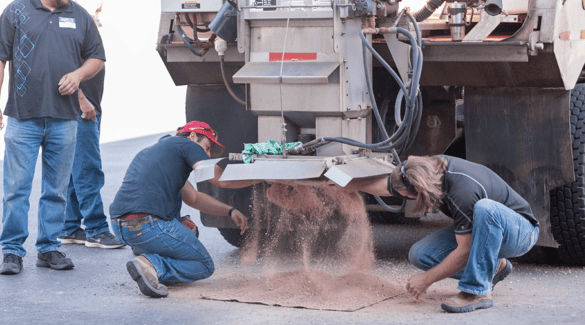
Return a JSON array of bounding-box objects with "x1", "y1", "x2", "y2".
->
[{"x1": 465, "y1": 87, "x2": 573, "y2": 247}]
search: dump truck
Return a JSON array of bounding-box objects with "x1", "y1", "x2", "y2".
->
[{"x1": 156, "y1": 0, "x2": 585, "y2": 264}]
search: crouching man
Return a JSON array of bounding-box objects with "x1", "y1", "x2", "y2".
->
[
  {"x1": 109, "y1": 121, "x2": 259, "y2": 298},
  {"x1": 346, "y1": 155, "x2": 539, "y2": 313}
]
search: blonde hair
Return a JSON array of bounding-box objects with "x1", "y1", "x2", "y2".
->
[{"x1": 391, "y1": 155, "x2": 448, "y2": 215}]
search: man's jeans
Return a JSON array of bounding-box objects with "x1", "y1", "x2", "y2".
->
[
  {"x1": 1, "y1": 117, "x2": 77, "y2": 257},
  {"x1": 61, "y1": 114, "x2": 109, "y2": 238},
  {"x1": 111, "y1": 216, "x2": 214, "y2": 283},
  {"x1": 408, "y1": 199, "x2": 539, "y2": 296}
]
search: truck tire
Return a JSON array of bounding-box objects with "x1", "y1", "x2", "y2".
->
[
  {"x1": 186, "y1": 84, "x2": 258, "y2": 248},
  {"x1": 217, "y1": 184, "x2": 349, "y2": 253},
  {"x1": 218, "y1": 227, "x2": 247, "y2": 247},
  {"x1": 549, "y1": 83, "x2": 585, "y2": 265}
]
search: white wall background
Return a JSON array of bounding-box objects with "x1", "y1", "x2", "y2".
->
[{"x1": 0, "y1": 0, "x2": 187, "y2": 160}]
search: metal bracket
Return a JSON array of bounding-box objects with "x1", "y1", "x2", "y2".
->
[
  {"x1": 383, "y1": 32, "x2": 411, "y2": 84},
  {"x1": 463, "y1": 9, "x2": 501, "y2": 42},
  {"x1": 193, "y1": 158, "x2": 226, "y2": 183},
  {"x1": 237, "y1": 0, "x2": 248, "y2": 54},
  {"x1": 527, "y1": 31, "x2": 544, "y2": 56}
]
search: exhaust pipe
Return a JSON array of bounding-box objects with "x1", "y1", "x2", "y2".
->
[{"x1": 485, "y1": 0, "x2": 503, "y2": 16}]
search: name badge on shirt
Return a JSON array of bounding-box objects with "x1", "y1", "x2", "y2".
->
[{"x1": 59, "y1": 17, "x2": 76, "y2": 29}]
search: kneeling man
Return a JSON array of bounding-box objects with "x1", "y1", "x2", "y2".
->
[
  {"x1": 347, "y1": 155, "x2": 539, "y2": 313},
  {"x1": 110, "y1": 121, "x2": 258, "y2": 298}
]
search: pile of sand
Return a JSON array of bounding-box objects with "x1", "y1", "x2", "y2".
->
[{"x1": 201, "y1": 269, "x2": 402, "y2": 311}]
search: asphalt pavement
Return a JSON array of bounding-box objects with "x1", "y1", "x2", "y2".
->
[{"x1": 1, "y1": 132, "x2": 584, "y2": 325}]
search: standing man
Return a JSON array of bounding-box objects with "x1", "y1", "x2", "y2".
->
[
  {"x1": 57, "y1": 67, "x2": 124, "y2": 249},
  {"x1": 110, "y1": 121, "x2": 259, "y2": 298},
  {"x1": 0, "y1": 0, "x2": 105, "y2": 274},
  {"x1": 346, "y1": 155, "x2": 539, "y2": 313}
]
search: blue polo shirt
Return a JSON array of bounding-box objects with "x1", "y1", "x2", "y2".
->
[
  {"x1": 0, "y1": 0, "x2": 106, "y2": 120},
  {"x1": 109, "y1": 136, "x2": 210, "y2": 221}
]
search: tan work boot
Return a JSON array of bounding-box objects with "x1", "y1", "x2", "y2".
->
[
  {"x1": 441, "y1": 291, "x2": 493, "y2": 313},
  {"x1": 126, "y1": 256, "x2": 169, "y2": 298}
]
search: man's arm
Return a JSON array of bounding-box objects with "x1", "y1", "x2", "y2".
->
[
  {"x1": 406, "y1": 233, "x2": 472, "y2": 299},
  {"x1": 0, "y1": 60, "x2": 5, "y2": 125},
  {"x1": 180, "y1": 180, "x2": 248, "y2": 234},
  {"x1": 78, "y1": 89, "x2": 96, "y2": 122},
  {"x1": 58, "y1": 58, "x2": 104, "y2": 96}
]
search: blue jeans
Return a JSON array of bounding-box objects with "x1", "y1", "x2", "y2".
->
[
  {"x1": 61, "y1": 114, "x2": 109, "y2": 238},
  {"x1": 1, "y1": 117, "x2": 77, "y2": 257},
  {"x1": 408, "y1": 199, "x2": 539, "y2": 296},
  {"x1": 111, "y1": 216, "x2": 214, "y2": 283}
]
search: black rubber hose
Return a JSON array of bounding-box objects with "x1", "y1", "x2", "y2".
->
[
  {"x1": 375, "y1": 195, "x2": 407, "y2": 213},
  {"x1": 176, "y1": 24, "x2": 203, "y2": 57},
  {"x1": 220, "y1": 55, "x2": 246, "y2": 106},
  {"x1": 412, "y1": 0, "x2": 445, "y2": 22},
  {"x1": 317, "y1": 27, "x2": 423, "y2": 151}
]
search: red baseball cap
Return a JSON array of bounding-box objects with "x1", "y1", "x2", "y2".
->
[{"x1": 178, "y1": 121, "x2": 226, "y2": 158}]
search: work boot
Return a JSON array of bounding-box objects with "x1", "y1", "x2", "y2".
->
[
  {"x1": 441, "y1": 292, "x2": 493, "y2": 313},
  {"x1": 36, "y1": 251, "x2": 74, "y2": 270},
  {"x1": 492, "y1": 258, "x2": 513, "y2": 289},
  {"x1": 85, "y1": 231, "x2": 125, "y2": 249},
  {"x1": 126, "y1": 256, "x2": 168, "y2": 298},
  {"x1": 58, "y1": 228, "x2": 87, "y2": 245},
  {"x1": 0, "y1": 253, "x2": 23, "y2": 275}
]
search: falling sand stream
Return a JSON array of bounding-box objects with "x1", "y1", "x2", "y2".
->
[{"x1": 197, "y1": 183, "x2": 404, "y2": 311}]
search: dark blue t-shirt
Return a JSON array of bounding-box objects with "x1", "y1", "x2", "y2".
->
[
  {"x1": 0, "y1": 0, "x2": 106, "y2": 120},
  {"x1": 109, "y1": 136, "x2": 210, "y2": 220}
]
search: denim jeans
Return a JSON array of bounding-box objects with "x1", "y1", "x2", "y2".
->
[
  {"x1": 408, "y1": 199, "x2": 539, "y2": 296},
  {"x1": 61, "y1": 114, "x2": 109, "y2": 238},
  {"x1": 111, "y1": 216, "x2": 215, "y2": 283},
  {"x1": 1, "y1": 117, "x2": 77, "y2": 257}
]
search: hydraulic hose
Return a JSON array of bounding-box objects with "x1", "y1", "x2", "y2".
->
[
  {"x1": 316, "y1": 14, "x2": 424, "y2": 155},
  {"x1": 284, "y1": 11, "x2": 424, "y2": 213},
  {"x1": 176, "y1": 24, "x2": 203, "y2": 57},
  {"x1": 412, "y1": 0, "x2": 445, "y2": 22},
  {"x1": 316, "y1": 11, "x2": 423, "y2": 213},
  {"x1": 219, "y1": 55, "x2": 246, "y2": 106},
  {"x1": 370, "y1": 11, "x2": 423, "y2": 213}
]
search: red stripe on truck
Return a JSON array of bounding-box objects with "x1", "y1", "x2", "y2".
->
[{"x1": 269, "y1": 53, "x2": 317, "y2": 62}]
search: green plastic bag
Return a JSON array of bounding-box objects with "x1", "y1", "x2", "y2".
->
[{"x1": 242, "y1": 140, "x2": 302, "y2": 163}]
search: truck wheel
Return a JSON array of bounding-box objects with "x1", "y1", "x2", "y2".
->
[
  {"x1": 218, "y1": 228, "x2": 246, "y2": 247},
  {"x1": 548, "y1": 83, "x2": 585, "y2": 265},
  {"x1": 186, "y1": 84, "x2": 258, "y2": 248},
  {"x1": 217, "y1": 184, "x2": 349, "y2": 254}
]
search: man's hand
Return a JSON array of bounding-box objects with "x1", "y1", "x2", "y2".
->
[
  {"x1": 79, "y1": 90, "x2": 96, "y2": 122},
  {"x1": 231, "y1": 209, "x2": 248, "y2": 235},
  {"x1": 406, "y1": 273, "x2": 433, "y2": 299},
  {"x1": 58, "y1": 71, "x2": 82, "y2": 96}
]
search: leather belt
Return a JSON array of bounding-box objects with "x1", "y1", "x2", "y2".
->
[
  {"x1": 120, "y1": 213, "x2": 150, "y2": 220},
  {"x1": 112, "y1": 214, "x2": 163, "y2": 227}
]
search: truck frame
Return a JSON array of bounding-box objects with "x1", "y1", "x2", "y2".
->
[{"x1": 157, "y1": 0, "x2": 585, "y2": 264}]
